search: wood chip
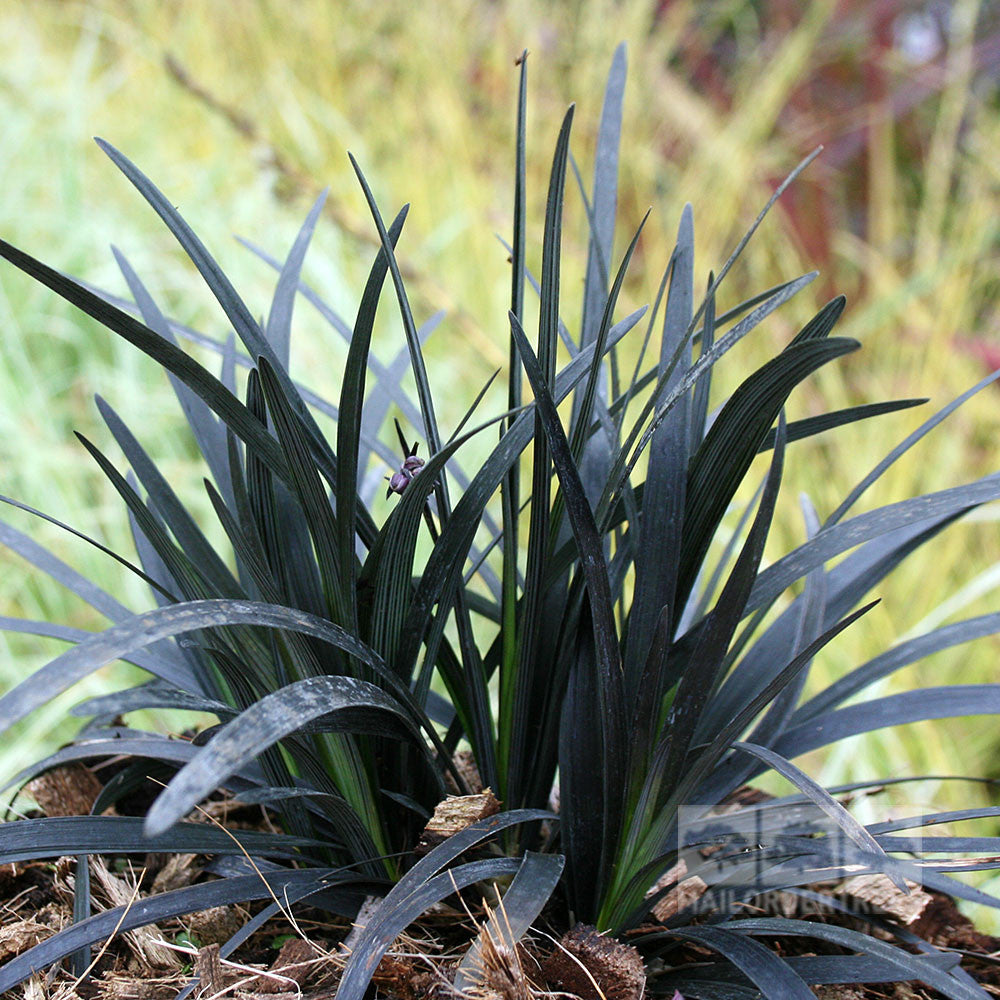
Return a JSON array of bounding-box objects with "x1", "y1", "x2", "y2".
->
[
  {"x1": 0, "y1": 918, "x2": 49, "y2": 961},
  {"x1": 98, "y1": 980, "x2": 181, "y2": 1000},
  {"x1": 256, "y1": 938, "x2": 320, "y2": 993},
  {"x1": 194, "y1": 943, "x2": 224, "y2": 995},
  {"x1": 21, "y1": 978, "x2": 46, "y2": 1000},
  {"x1": 840, "y1": 873, "x2": 934, "y2": 927},
  {"x1": 415, "y1": 790, "x2": 501, "y2": 855},
  {"x1": 90, "y1": 858, "x2": 180, "y2": 970},
  {"x1": 150, "y1": 853, "x2": 200, "y2": 894},
  {"x1": 373, "y1": 954, "x2": 437, "y2": 1000},
  {"x1": 235, "y1": 994, "x2": 301, "y2": 1000},
  {"x1": 25, "y1": 764, "x2": 102, "y2": 818},
  {"x1": 648, "y1": 859, "x2": 709, "y2": 923},
  {"x1": 187, "y1": 905, "x2": 242, "y2": 946}
]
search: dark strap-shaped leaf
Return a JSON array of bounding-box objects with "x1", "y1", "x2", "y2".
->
[
  {"x1": 336, "y1": 858, "x2": 522, "y2": 1000},
  {"x1": 689, "y1": 602, "x2": 877, "y2": 805},
  {"x1": 579, "y1": 42, "x2": 626, "y2": 350},
  {"x1": 256, "y1": 358, "x2": 349, "y2": 628},
  {"x1": 703, "y1": 514, "x2": 964, "y2": 738},
  {"x1": 337, "y1": 205, "x2": 409, "y2": 632},
  {"x1": 126, "y1": 494, "x2": 186, "y2": 611},
  {"x1": 0, "y1": 615, "x2": 190, "y2": 689},
  {"x1": 510, "y1": 310, "x2": 626, "y2": 898},
  {"x1": 348, "y1": 155, "x2": 446, "y2": 495},
  {"x1": 828, "y1": 365, "x2": 1000, "y2": 525},
  {"x1": 757, "y1": 398, "x2": 927, "y2": 452},
  {"x1": 75, "y1": 433, "x2": 222, "y2": 612},
  {"x1": 395, "y1": 308, "x2": 644, "y2": 730},
  {"x1": 96, "y1": 260, "x2": 427, "y2": 501},
  {"x1": 0, "y1": 599, "x2": 424, "y2": 740},
  {"x1": 663, "y1": 925, "x2": 814, "y2": 1000},
  {"x1": 0, "y1": 488, "x2": 179, "y2": 608},
  {"x1": 359, "y1": 403, "x2": 515, "y2": 768},
  {"x1": 0, "y1": 815, "x2": 324, "y2": 865},
  {"x1": 70, "y1": 680, "x2": 234, "y2": 720},
  {"x1": 608, "y1": 599, "x2": 877, "y2": 931},
  {"x1": 1, "y1": 734, "x2": 212, "y2": 798},
  {"x1": 775, "y1": 685, "x2": 1000, "y2": 759},
  {"x1": 570, "y1": 43, "x2": 627, "y2": 529},
  {"x1": 265, "y1": 190, "x2": 327, "y2": 369},
  {"x1": 95, "y1": 139, "x2": 328, "y2": 460},
  {"x1": 661, "y1": 951, "x2": 960, "y2": 990},
  {"x1": 598, "y1": 273, "x2": 817, "y2": 536},
  {"x1": 144, "y1": 674, "x2": 424, "y2": 836},
  {"x1": 689, "y1": 147, "x2": 821, "y2": 335},
  {"x1": 0, "y1": 236, "x2": 293, "y2": 485},
  {"x1": 748, "y1": 474, "x2": 1000, "y2": 617},
  {"x1": 172, "y1": 875, "x2": 358, "y2": 1000},
  {"x1": 505, "y1": 105, "x2": 576, "y2": 815},
  {"x1": 710, "y1": 497, "x2": 826, "y2": 789},
  {"x1": 499, "y1": 53, "x2": 529, "y2": 718},
  {"x1": 112, "y1": 248, "x2": 231, "y2": 507},
  {"x1": 625, "y1": 204, "x2": 692, "y2": 689},
  {"x1": 95, "y1": 396, "x2": 240, "y2": 597},
  {"x1": 721, "y1": 917, "x2": 987, "y2": 1000},
  {"x1": 336, "y1": 809, "x2": 551, "y2": 1000},
  {"x1": 655, "y1": 414, "x2": 788, "y2": 807},
  {"x1": 453, "y1": 852, "x2": 565, "y2": 992},
  {"x1": 677, "y1": 336, "x2": 858, "y2": 611},
  {"x1": 732, "y1": 742, "x2": 903, "y2": 891},
  {"x1": 794, "y1": 612, "x2": 1000, "y2": 722},
  {"x1": 870, "y1": 805, "x2": 1000, "y2": 834}
]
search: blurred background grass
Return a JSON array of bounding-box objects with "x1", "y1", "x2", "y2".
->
[{"x1": 2, "y1": 0, "x2": 1000, "y2": 899}]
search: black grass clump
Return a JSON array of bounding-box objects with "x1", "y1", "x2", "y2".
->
[{"x1": 2, "y1": 45, "x2": 1000, "y2": 1000}]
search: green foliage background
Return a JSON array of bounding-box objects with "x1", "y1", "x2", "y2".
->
[{"x1": 1, "y1": 0, "x2": 999, "y2": 870}]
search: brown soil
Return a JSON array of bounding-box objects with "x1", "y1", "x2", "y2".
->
[
  {"x1": 4, "y1": 767, "x2": 1000, "y2": 999},
  {"x1": 4, "y1": 856, "x2": 1000, "y2": 999}
]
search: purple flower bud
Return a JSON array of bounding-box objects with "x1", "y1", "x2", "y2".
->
[
  {"x1": 388, "y1": 470, "x2": 412, "y2": 494},
  {"x1": 386, "y1": 448, "x2": 426, "y2": 499}
]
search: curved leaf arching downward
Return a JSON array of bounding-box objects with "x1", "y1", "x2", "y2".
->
[
  {"x1": 336, "y1": 809, "x2": 553, "y2": 1000},
  {"x1": 0, "y1": 599, "x2": 429, "y2": 740},
  {"x1": 453, "y1": 852, "x2": 565, "y2": 993},
  {"x1": 145, "y1": 674, "x2": 426, "y2": 836}
]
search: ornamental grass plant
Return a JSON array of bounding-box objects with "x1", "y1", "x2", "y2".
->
[
  {"x1": 3, "y1": 46, "x2": 1000, "y2": 1000},
  {"x1": 5, "y1": 2, "x2": 1000, "y2": 801}
]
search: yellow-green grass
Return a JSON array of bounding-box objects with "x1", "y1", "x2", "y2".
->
[{"x1": 2, "y1": 0, "x2": 1000, "y2": 905}]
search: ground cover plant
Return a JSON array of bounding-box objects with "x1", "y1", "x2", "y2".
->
[{"x1": 4, "y1": 45, "x2": 1000, "y2": 1000}]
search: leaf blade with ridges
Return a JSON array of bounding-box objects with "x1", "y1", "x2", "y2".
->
[
  {"x1": 265, "y1": 190, "x2": 328, "y2": 369},
  {"x1": 505, "y1": 104, "x2": 575, "y2": 811},
  {"x1": 677, "y1": 336, "x2": 858, "y2": 612},
  {"x1": 337, "y1": 206, "x2": 409, "y2": 632},
  {"x1": 664, "y1": 925, "x2": 814, "y2": 1000},
  {"x1": 144, "y1": 674, "x2": 426, "y2": 836},
  {"x1": 625, "y1": 204, "x2": 693, "y2": 687},
  {"x1": 453, "y1": 852, "x2": 566, "y2": 992},
  {"x1": 509, "y1": 310, "x2": 625, "y2": 905},
  {"x1": 112, "y1": 248, "x2": 231, "y2": 501}
]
